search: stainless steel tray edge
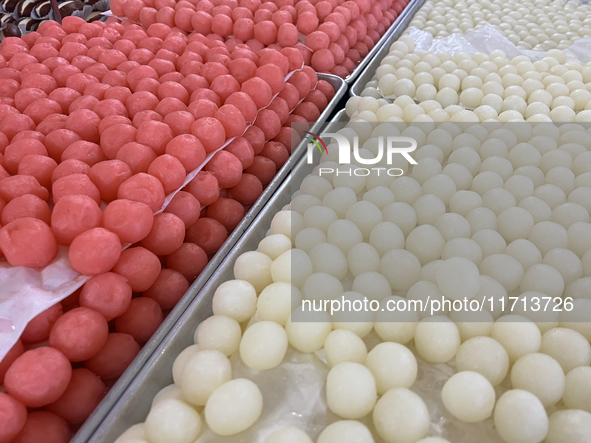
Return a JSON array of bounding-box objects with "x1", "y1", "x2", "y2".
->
[
  {"x1": 349, "y1": 0, "x2": 426, "y2": 95},
  {"x1": 71, "y1": 74, "x2": 346, "y2": 443},
  {"x1": 344, "y1": 0, "x2": 425, "y2": 85},
  {"x1": 88, "y1": 108, "x2": 348, "y2": 443}
]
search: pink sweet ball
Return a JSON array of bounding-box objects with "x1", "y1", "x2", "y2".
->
[
  {"x1": 241, "y1": 76, "x2": 272, "y2": 108},
  {"x1": 228, "y1": 58, "x2": 257, "y2": 84},
  {"x1": 45, "y1": 368, "x2": 106, "y2": 425},
  {"x1": 0, "y1": 175, "x2": 49, "y2": 202},
  {"x1": 99, "y1": 123, "x2": 137, "y2": 160},
  {"x1": 267, "y1": 97, "x2": 290, "y2": 124},
  {"x1": 49, "y1": 307, "x2": 109, "y2": 362},
  {"x1": 191, "y1": 117, "x2": 226, "y2": 153},
  {"x1": 88, "y1": 160, "x2": 133, "y2": 202},
  {"x1": 11, "y1": 411, "x2": 70, "y2": 443},
  {"x1": 230, "y1": 173, "x2": 264, "y2": 205},
  {"x1": 61, "y1": 141, "x2": 104, "y2": 167},
  {"x1": 103, "y1": 199, "x2": 154, "y2": 244},
  {"x1": 85, "y1": 333, "x2": 140, "y2": 380},
  {"x1": 148, "y1": 154, "x2": 188, "y2": 194},
  {"x1": 4, "y1": 347, "x2": 72, "y2": 408},
  {"x1": 117, "y1": 172, "x2": 166, "y2": 213},
  {"x1": 164, "y1": 191, "x2": 201, "y2": 229},
  {"x1": 4, "y1": 138, "x2": 48, "y2": 174},
  {"x1": 51, "y1": 159, "x2": 91, "y2": 185},
  {"x1": 141, "y1": 212, "x2": 185, "y2": 256},
  {"x1": 79, "y1": 273, "x2": 133, "y2": 321},
  {"x1": 114, "y1": 297, "x2": 164, "y2": 344},
  {"x1": 261, "y1": 141, "x2": 290, "y2": 169},
  {"x1": 225, "y1": 137, "x2": 255, "y2": 169},
  {"x1": 0, "y1": 392, "x2": 27, "y2": 442},
  {"x1": 186, "y1": 217, "x2": 228, "y2": 255},
  {"x1": 245, "y1": 155, "x2": 277, "y2": 185},
  {"x1": 51, "y1": 195, "x2": 102, "y2": 246},
  {"x1": 214, "y1": 104, "x2": 247, "y2": 138},
  {"x1": 144, "y1": 268, "x2": 190, "y2": 310},
  {"x1": 186, "y1": 171, "x2": 220, "y2": 207},
  {"x1": 255, "y1": 108, "x2": 282, "y2": 140},
  {"x1": 21, "y1": 304, "x2": 63, "y2": 344},
  {"x1": 165, "y1": 134, "x2": 206, "y2": 172},
  {"x1": 204, "y1": 150, "x2": 243, "y2": 188},
  {"x1": 113, "y1": 247, "x2": 161, "y2": 293},
  {"x1": 243, "y1": 125, "x2": 265, "y2": 155},
  {"x1": 1, "y1": 194, "x2": 51, "y2": 226},
  {"x1": 0, "y1": 218, "x2": 57, "y2": 268},
  {"x1": 188, "y1": 99, "x2": 218, "y2": 120},
  {"x1": 52, "y1": 173, "x2": 101, "y2": 205},
  {"x1": 225, "y1": 91, "x2": 258, "y2": 124},
  {"x1": 207, "y1": 198, "x2": 245, "y2": 231},
  {"x1": 167, "y1": 242, "x2": 208, "y2": 281},
  {"x1": 68, "y1": 228, "x2": 122, "y2": 276},
  {"x1": 116, "y1": 141, "x2": 157, "y2": 174}
]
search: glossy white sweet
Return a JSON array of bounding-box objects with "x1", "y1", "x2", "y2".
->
[
  {"x1": 365, "y1": 342, "x2": 418, "y2": 394},
  {"x1": 442, "y1": 371, "x2": 495, "y2": 422},
  {"x1": 373, "y1": 388, "x2": 430, "y2": 443},
  {"x1": 239, "y1": 321, "x2": 288, "y2": 370},
  {"x1": 180, "y1": 350, "x2": 232, "y2": 406},
  {"x1": 510, "y1": 353, "x2": 565, "y2": 407},
  {"x1": 326, "y1": 362, "x2": 377, "y2": 419},
  {"x1": 455, "y1": 336, "x2": 509, "y2": 386},
  {"x1": 145, "y1": 399, "x2": 202, "y2": 443},
  {"x1": 494, "y1": 390, "x2": 549, "y2": 443}
]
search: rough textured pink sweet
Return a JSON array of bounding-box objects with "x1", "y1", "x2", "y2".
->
[
  {"x1": 144, "y1": 268, "x2": 189, "y2": 309},
  {"x1": 68, "y1": 227, "x2": 122, "y2": 276},
  {"x1": 141, "y1": 212, "x2": 186, "y2": 256},
  {"x1": 103, "y1": 199, "x2": 154, "y2": 244},
  {"x1": 116, "y1": 173, "x2": 166, "y2": 213},
  {"x1": 114, "y1": 297, "x2": 163, "y2": 344},
  {"x1": 0, "y1": 218, "x2": 57, "y2": 268},
  {"x1": 79, "y1": 273, "x2": 132, "y2": 321},
  {"x1": 203, "y1": 150, "x2": 243, "y2": 188},
  {"x1": 112, "y1": 247, "x2": 161, "y2": 292}
]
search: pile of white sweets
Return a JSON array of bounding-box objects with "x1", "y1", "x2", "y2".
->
[
  {"x1": 409, "y1": 0, "x2": 591, "y2": 51},
  {"x1": 352, "y1": 36, "x2": 591, "y2": 123},
  {"x1": 115, "y1": 121, "x2": 591, "y2": 443}
]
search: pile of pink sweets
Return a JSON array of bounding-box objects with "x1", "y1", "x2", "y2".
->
[
  {"x1": 110, "y1": 0, "x2": 411, "y2": 77},
  {"x1": 0, "y1": 11, "x2": 334, "y2": 442}
]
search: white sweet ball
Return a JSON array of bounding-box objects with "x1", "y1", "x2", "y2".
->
[
  {"x1": 390, "y1": 176, "x2": 423, "y2": 204},
  {"x1": 274, "y1": 249, "x2": 312, "y2": 288},
  {"x1": 152, "y1": 385, "x2": 183, "y2": 408},
  {"x1": 369, "y1": 221, "x2": 405, "y2": 256},
  {"x1": 323, "y1": 329, "x2": 368, "y2": 368},
  {"x1": 172, "y1": 344, "x2": 199, "y2": 386},
  {"x1": 546, "y1": 410, "x2": 591, "y2": 443},
  {"x1": 257, "y1": 234, "x2": 292, "y2": 260},
  {"x1": 520, "y1": 263, "x2": 565, "y2": 298},
  {"x1": 497, "y1": 207, "x2": 535, "y2": 242},
  {"x1": 365, "y1": 342, "x2": 418, "y2": 394},
  {"x1": 510, "y1": 353, "x2": 565, "y2": 407},
  {"x1": 373, "y1": 388, "x2": 430, "y2": 443},
  {"x1": 300, "y1": 175, "x2": 333, "y2": 200},
  {"x1": 494, "y1": 390, "x2": 548, "y2": 443},
  {"x1": 234, "y1": 251, "x2": 273, "y2": 293},
  {"x1": 380, "y1": 249, "x2": 422, "y2": 291},
  {"x1": 295, "y1": 228, "x2": 327, "y2": 254},
  {"x1": 257, "y1": 282, "x2": 299, "y2": 326},
  {"x1": 303, "y1": 205, "x2": 339, "y2": 233},
  {"x1": 264, "y1": 427, "x2": 313, "y2": 443},
  {"x1": 471, "y1": 171, "x2": 504, "y2": 196},
  {"x1": 327, "y1": 362, "x2": 377, "y2": 419},
  {"x1": 317, "y1": 421, "x2": 375, "y2": 443},
  {"x1": 441, "y1": 238, "x2": 483, "y2": 265},
  {"x1": 519, "y1": 196, "x2": 552, "y2": 224},
  {"x1": 559, "y1": 298, "x2": 591, "y2": 341},
  {"x1": 301, "y1": 272, "x2": 343, "y2": 302},
  {"x1": 115, "y1": 424, "x2": 146, "y2": 443},
  {"x1": 442, "y1": 163, "x2": 473, "y2": 191},
  {"x1": 179, "y1": 350, "x2": 231, "y2": 406},
  {"x1": 544, "y1": 247, "x2": 583, "y2": 284},
  {"x1": 449, "y1": 309, "x2": 494, "y2": 342},
  {"x1": 204, "y1": 379, "x2": 263, "y2": 436},
  {"x1": 436, "y1": 257, "x2": 480, "y2": 300},
  {"x1": 471, "y1": 229, "x2": 506, "y2": 257},
  {"x1": 322, "y1": 187, "x2": 357, "y2": 218},
  {"x1": 491, "y1": 315, "x2": 542, "y2": 363},
  {"x1": 352, "y1": 271, "x2": 391, "y2": 301},
  {"x1": 414, "y1": 316, "x2": 461, "y2": 363},
  {"x1": 363, "y1": 186, "x2": 395, "y2": 209},
  {"x1": 239, "y1": 321, "x2": 288, "y2": 371},
  {"x1": 271, "y1": 210, "x2": 303, "y2": 240},
  {"x1": 309, "y1": 243, "x2": 348, "y2": 280},
  {"x1": 406, "y1": 225, "x2": 446, "y2": 265},
  {"x1": 449, "y1": 191, "x2": 483, "y2": 216},
  {"x1": 331, "y1": 292, "x2": 373, "y2": 338},
  {"x1": 413, "y1": 194, "x2": 446, "y2": 226},
  {"x1": 195, "y1": 315, "x2": 241, "y2": 357},
  {"x1": 374, "y1": 296, "x2": 419, "y2": 345},
  {"x1": 347, "y1": 242, "x2": 381, "y2": 277},
  {"x1": 285, "y1": 308, "x2": 332, "y2": 353},
  {"x1": 212, "y1": 280, "x2": 257, "y2": 323},
  {"x1": 326, "y1": 219, "x2": 363, "y2": 255},
  {"x1": 455, "y1": 336, "x2": 509, "y2": 386},
  {"x1": 541, "y1": 327, "x2": 591, "y2": 373},
  {"x1": 145, "y1": 399, "x2": 201, "y2": 443},
  {"x1": 291, "y1": 194, "x2": 321, "y2": 215},
  {"x1": 479, "y1": 253, "x2": 524, "y2": 292},
  {"x1": 563, "y1": 366, "x2": 591, "y2": 413},
  {"x1": 346, "y1": 201, "x2": 384, "y2": 239},
  {"x1": 442, "y1": 371, "x2": 495, "y2": 423}
]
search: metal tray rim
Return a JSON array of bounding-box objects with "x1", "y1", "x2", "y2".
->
[{"x1": 71, "y1": 75, "x2": 347, "y2": 443}]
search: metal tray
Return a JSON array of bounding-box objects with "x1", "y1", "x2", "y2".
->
[
  {"x1": 349, "y1": 0, "x2": 426, "y2": 94},
  {"x1": 85, "y1": 108, "x2": 348, "y2": 443},
  {"x1": 71, "y1": 75, "x2": 347, "y2": 443},
  {"x1": 344, "y1": 0, "x2": 425, "y2": 85}
]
